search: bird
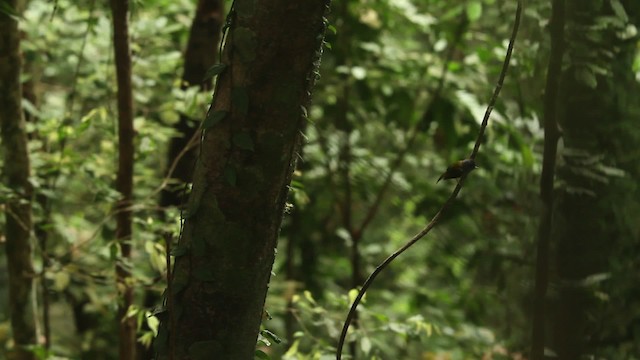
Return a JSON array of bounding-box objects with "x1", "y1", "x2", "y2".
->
[{"x1": 437, "y1": 159, "x2": 478, "y2": 183}]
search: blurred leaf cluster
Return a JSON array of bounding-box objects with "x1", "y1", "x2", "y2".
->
[{"x1": 1, "y1": 0, "x2": 639, "y2": 359}]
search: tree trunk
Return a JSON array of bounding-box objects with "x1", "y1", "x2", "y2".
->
[
  {"x1": 550, "y1": 1, "x2": 640, "y2": 358},
  {"x1": 157, "y1": 1, "x2": 330, "y2": 358},
  {"x1": 109, "y1": 0, "x2": 136, "y2": 358},
  {"x1": 0, "y1": 2, "x2": 38, "y2": 360},
  {"x1": 160, "y1": 0, "x2": 224, "y2": 208},
  {"x1": 531, "y1": 1, "x2": 564, "y2": 359}
]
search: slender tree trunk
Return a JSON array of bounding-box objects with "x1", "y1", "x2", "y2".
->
[
  {"x1": 550, "y1": 0, "x2": 639, "y2": 358},
  {"x1": 0, "y1": 2, "x2": 38, "y2": 359},
  {"x1": 109, "y1": 0, "x2": 136, "y2": 358},
  {"x1": 160, "y1": 0, "x2": 224, "y2": 208},
  {"x1": 157, "y1": 1, "x2": 330, "y2": 358},
  {"x1": 531, "y1": 1, "x2": 564, "y2": 358}
]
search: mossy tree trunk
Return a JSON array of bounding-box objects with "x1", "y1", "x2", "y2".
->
[
  {"x1": 109, "y1": 0, "x2": 136, "y2": 358},
  {"x1": 0, "y1": 2, "x2": 37, "y2": 360},
  {"x1": 550, "y1": 0, "x2": 640, "y2": 358},
  {"x1": 157, "y1": 1, "x2": 330, "y2": 359}
]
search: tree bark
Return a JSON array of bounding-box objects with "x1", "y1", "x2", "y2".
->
[
  {"x1": 0, "y1": 2, "x2": 37, "y2": 359},
  {"x1": 160, "y1": 0, "x2": 224, "y2": 208},
  {"x1": 551, "y1": 0, "x2": 640, "y2": 358},
  {"x1": 157, "y1": 1, "x2": 330, "y2": 359},
  {"x1": 531, "y1": 1, "x2": 564, "y2": 358},
  {"x1": 109, "y1": 0, "x2": 136, "y2": 358}
]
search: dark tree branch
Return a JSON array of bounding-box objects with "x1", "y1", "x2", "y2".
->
[
  {"x1": 531, "y1": 0, "x2": 564, "y2": 358},
  {"x1": 336, "y1": 2, "x2": 522, "y2": 358},
  {"x1": 109, "y1": 0, "x2": 136, "y2": 358},
  {"x1": 164, "y1": 233, "x2": 176, "y2": 360},
  {"x1": 1, "y1": 2, "x2": 37, "y2": 358}
]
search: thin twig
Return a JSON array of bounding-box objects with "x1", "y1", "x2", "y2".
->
[
  {"x1": 470, "y1": 2, "x2": 521, "y2": 160},
  {"x1": 335, "y1": 2, "x2": 522, "y2": 358},
  {"x1": 164, "y1": 233, "x2": 176, "y2": 360}
]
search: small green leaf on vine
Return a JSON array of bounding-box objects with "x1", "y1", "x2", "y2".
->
[
  {"x1": 203, "y1": 110, "x2": 229, "y2": 129},
  {"x1": 234, "y1": 27, "x2": 257, "y2": 62},
  {"x1": 260, "y1": 329, "x2": 282, "y2": 344},
  {"x1": 184, "y1": 193, "x2": 202, "y2": 219},
  {"x1": 202, "y1": 63, "x2": 227, "y2": 81},
  {"x1": 254, "y1": 350, "x2": 270, "y2": 360},
  {"x1": 170, "y1": 244, "x2": 188, "y2": 257}
]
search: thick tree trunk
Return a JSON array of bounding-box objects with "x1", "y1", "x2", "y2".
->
[
  {"x1": 160, "y1": 0, "x2": 224, "y2": 208},
  {"x1": 157, "y1": 1, "x2": 330, "y2": 358},
  {"x1": 550, "y1": 1, "x2": 640, "y2": 358},
  {"x1": 109, "y1": 0, "x2": 136, "y2": 358},
  {"x1": 0, "y1": 2, "x2": 38, "y2": 360}
]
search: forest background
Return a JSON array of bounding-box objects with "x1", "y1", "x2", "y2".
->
[{"x1": 1, "y1": 0, "x2": 639, "y2": 359}]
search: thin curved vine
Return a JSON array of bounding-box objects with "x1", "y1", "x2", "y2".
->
[{"x1": 335, "y1": 2, "x2": 522, "y2": 358}]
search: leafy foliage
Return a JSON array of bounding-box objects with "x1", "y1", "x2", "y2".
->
[{"x1": 0, "y1": 0, "x2": 638, "y2": 359}]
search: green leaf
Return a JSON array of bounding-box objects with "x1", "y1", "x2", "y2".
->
[
  {"x1": 361, "y1": 336, "x2": 372, "y2": 354},
  {"x1": 0, "y1": 1, "x2": 21, "y2": 21},
  {"x1": 224, "y1": 165, "x2": 237, "y2": 186},
  {"x1": 610, "y1": 0, "x2": 629, "y2": 22},
  {"x1": 232, "y1": 87, "x2": 249, "y2": 115},
  {"x1": 260, "y1": 329, "x2": 282, "y2": 344},
  {"x1": 328, "y1": 24, "x2": 337, "y2": 34},
  {"x1": 172, "y1": 273, "x2": 189, "y2": 295},
  {"x1": 170, "y1": 244, "x2": 188, "y2": 257},
  {"x1": 254, "y1": 350, "x2": 270, "y2": 360},
  {"x1": 202, "y1": 63, "x2": 227, "y2": 81},
  {"x1": 184, "y1": 192, "x2": 202, "y2": 219},
  {"x1": 203, "y1": 110, "x2": 229, "y2": 129},
  {"x1": 233, "y1": 132, "x2": 254, "y2": 151},
  {"x1": 234, "y1": 27, "x2": 257, "y2": 62},
  {"x1": 574, "y1": 67, "x2": 597, "y2": 89},
  {"x1": 466, "y1": 2, "x2": 482, "y2": 21}
]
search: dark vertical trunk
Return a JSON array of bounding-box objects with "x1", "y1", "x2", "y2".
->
[
  {"x1": 551, "y1": 0, "x2": 639, "y2": 358},
  {"x1": 109, "y1": 0, "x2": 136, "y2": 358},
  {"x1": 157, "y1": 1, "x2": 330, "y2": 358},
  {"x1": 0, "y1": 2, "x2": 37, "y2": 360},
  {"x1": 531, "y1": 0, "x2": 564, "y2": 358},
  {"x1": 160, "y1": 0, "x2": 224, "y2": 208}
]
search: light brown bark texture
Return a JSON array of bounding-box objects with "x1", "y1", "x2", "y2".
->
[
  {"x1": 0, "y1": 3, "x2": 37, "y2": 360},
  {"x1": 156, "y1": 1, "x2": 330, "y2": 359},
  {"x1": 109, "y1": 0, "x2": 136, "y2": 358}
]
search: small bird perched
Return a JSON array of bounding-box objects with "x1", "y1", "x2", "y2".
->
[{"x1": 437, "y1": 159, "x2": 478, "y2": 183}]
